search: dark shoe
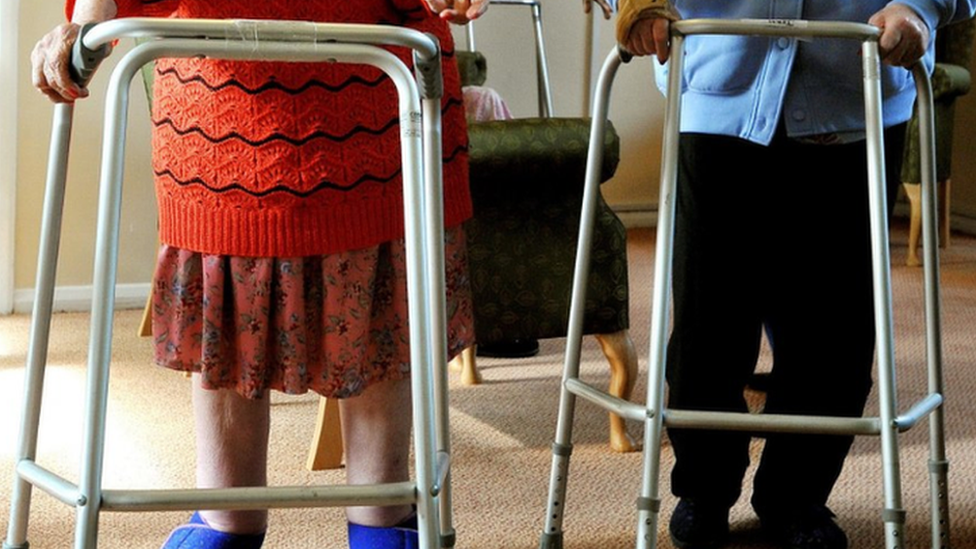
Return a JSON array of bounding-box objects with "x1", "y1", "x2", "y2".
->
[
  {"x1": 476, "y1": 338, "x2": 540, "y2": 358},
  {"x1": 669, "y1": 499, "x2": 730, "y2": 549},
  {"x1": 760, "y1": 505, "x2": 848, "y2": 549},
  {"x1": 746, "y1": 372, "x2": 771, "y2": 392}
]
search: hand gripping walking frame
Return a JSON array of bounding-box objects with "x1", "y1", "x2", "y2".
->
[
  {"x1": 540, "y1": 19, "x2": 948, "y2": 549},
  {"x1": 5, "y1": 18, "x2": 457, "y2": 549}
]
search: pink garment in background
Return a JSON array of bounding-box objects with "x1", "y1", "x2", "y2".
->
[{"x1": 462, "y1": 85, "x2": 513, "y2": 123}]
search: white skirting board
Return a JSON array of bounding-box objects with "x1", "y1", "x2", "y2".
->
[{"x1": 13, "y1": 283, "x2": 151, "y2": 315}]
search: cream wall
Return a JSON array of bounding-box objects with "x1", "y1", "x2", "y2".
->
[
  {"x1": 1, "y1": 0, "x2": 20, "y2": 314},
  {"x1": 15, "y1": 1, "x2": 157, "y2": 310},
  {"x1": 9, "y1": 2, "x2": 976, "y2": 308}
]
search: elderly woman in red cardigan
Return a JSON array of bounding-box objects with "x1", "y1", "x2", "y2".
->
[{"x1": 32, "y1": 0, "x2": 486, "y2": 547}]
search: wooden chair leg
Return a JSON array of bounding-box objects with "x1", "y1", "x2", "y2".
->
[
  {"x1": 940, "y1": 178, "x2": 951, "y2": 249},
  {"x1": 448, "y1": 345, "x2": 481, "y2": 385},
  {"x1": 595, "y1": 330, "x2": 639, "y2": 453},
  {"x1": 139, "y1": 291, "x2": 153, "y2": 337},
  {"x1": 306, "y1": 397, "x2": 344, "y2": 471},
  {"x1": 904, "y1": 179, "x2": 950, "y2": 267},
  {"x1": 904, "y1": 182, "x2": 923, "y2": 267}
]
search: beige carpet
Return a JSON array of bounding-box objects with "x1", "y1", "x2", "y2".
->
[{"x1": 1, "y1": 221, "x2": 975, "y2": 548}]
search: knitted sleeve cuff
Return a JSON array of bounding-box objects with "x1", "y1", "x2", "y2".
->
[
  {"x1": 615, "y1": 0, "x2": 678, "y2": 45},
  {"x1": 66, "y1": 0, "x2": 179, "y2": 22}
]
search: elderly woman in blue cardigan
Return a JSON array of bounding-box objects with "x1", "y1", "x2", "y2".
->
[{"x1": 605, "y1": 1, "x2": 975, "y2": 548}]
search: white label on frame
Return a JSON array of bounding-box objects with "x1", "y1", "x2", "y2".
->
[
  {"x1": 767, "y1": 19, "x2": 809, "y2": 28},
  {"x1": 403, "y1": 111, "x2": 422, "y2": 138}
]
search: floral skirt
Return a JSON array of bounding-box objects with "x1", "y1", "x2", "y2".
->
[{"x1": 151, "y1": 227, "x2": 474, "y2": 399}]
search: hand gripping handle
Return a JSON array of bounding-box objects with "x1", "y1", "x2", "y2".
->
[{"x1": 69, "y1": 23, "x2": 112, "y2": 87}]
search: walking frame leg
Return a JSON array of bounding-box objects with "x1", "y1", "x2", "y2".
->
[
  {"x1": 915, "y1": 60, "x2": 951, "y2": 549},
  {"x1": 74, "y1": 52, "x2": 143, "y2": 548},
  {"x1": 633, "y1": 33, "x2": 685, "y2": 549},
  {"x1": 419, "y1": 90, "x2": 457, "y2": 549},
  {"x1": 539, "y1": 47, "x2": 629, "y2": 549},
  {"x1": 4, "y1": 103, "x2": 76, "y2": 549},
  {"x1": 870, "y1": 53, "x2": 952, "y2": 549}
]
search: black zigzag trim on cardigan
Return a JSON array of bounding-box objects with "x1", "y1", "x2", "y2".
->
[
  {"x1": 156, "y1": 67, "x2": 390, "y2": 95},
  {"x1": 155, "y1": 167, "x2": 401, "y2": 197},
  {"x1": 153, "y1": 116, "x2": 400, "y2": 146},
  {"x1": 152, "y1": 97, "x2": 464, "y2": 146},
  {"x1": 154, "y1": 48, "x2": 456, "y2": 95},
  {"x1": 154, "y1": 141, "x2": 468, "y2": 197}
]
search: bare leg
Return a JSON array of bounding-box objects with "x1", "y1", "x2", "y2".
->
[
  {"x1": 192, "y1": 374, "x2": 270, "y2": 534},
  {"x1": 340, "y1": 376, "x2": 414, "y2": 527}
]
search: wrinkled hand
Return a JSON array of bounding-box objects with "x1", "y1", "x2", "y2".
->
[
  {"x1": 428, "y1": 0, "x2": 489, "y2": 25},
  {"x1": 868, "y1": 4, "x2": 930, "y2": 67},
  {"x1": 32, "y1": 23, "x2": 89, "y2": 103},
  {"x1": 584, "y1": 0, "x2": 613, "y2": 20},
  {"x1": 623, "y1": 16, "x2": 671, "y2": 63}
]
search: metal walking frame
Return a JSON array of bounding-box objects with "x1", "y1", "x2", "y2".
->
[
  {"x1": 540, "y1": 19, "x2": 948, "y2": 549},
  {"x1": 4, "y1": 18, "x2": 457, "y2": 549}
]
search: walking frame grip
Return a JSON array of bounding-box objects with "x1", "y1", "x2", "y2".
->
[
  {"x1": 6, "y1": 18, "x2": 457, "y2": 549},
  {"x1": 541, "y1": 18, "x2": 947, "y2": 549}
]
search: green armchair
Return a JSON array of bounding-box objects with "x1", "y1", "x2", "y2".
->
[
  {"x1": 901, "y1": 16, "x2": 975, "y2": 266},
  {"x1": 449, "y1": 52, "x2": 639, "y2": 453}
]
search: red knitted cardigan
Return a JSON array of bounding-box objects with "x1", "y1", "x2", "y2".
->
[{"x1": 67, "y1": 0, "x2": 471, "y2": 257}]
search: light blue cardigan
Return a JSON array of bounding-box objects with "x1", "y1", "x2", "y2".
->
[{"x1": 611, "y1": 1, "x2": 976, "y2": 144}]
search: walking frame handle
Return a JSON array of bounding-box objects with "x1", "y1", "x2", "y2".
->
[
  {"x1": 69, "y1": 23, "x2": 110, "y2": 87},
  {"x1": 671, "y1": 18, "x2": 882, "y2": 41},
  {"x1": 70, "y1": 17, "x2": 443, "y2": 89}
]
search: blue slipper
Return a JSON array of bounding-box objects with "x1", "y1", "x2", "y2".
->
[
  {"x1": 160, "y1": 512, "x2": 265, "y2": 549},
  {"x1": 347, "y1": 514, "x2": 419, "y2": 549}
]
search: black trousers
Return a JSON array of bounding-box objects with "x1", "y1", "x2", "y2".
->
[{"x1": 666, "y1": 124, "x2": 905, "y2": 515}]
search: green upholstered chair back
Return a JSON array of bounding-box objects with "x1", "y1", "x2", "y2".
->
[
  {"x1": 463, "y1": 118, "x2": 628, "y2": 343},
  {"x1": 937, "y1": 16, "x2": 975, "y2": 69},
  {"x1": 459, "y1": 56, "x2": 628, "y2": 343},
  {"x1": 901, "y1": 16, "x2": 975, "y2": 183}
]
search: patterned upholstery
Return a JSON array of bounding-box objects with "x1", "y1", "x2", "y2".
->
[
  {"x1": 901, "y1": 17, "x2": 974, "y2": 183},
  {"x1": 460, "y1": 53, "x2": 630, "y2": 345}
]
